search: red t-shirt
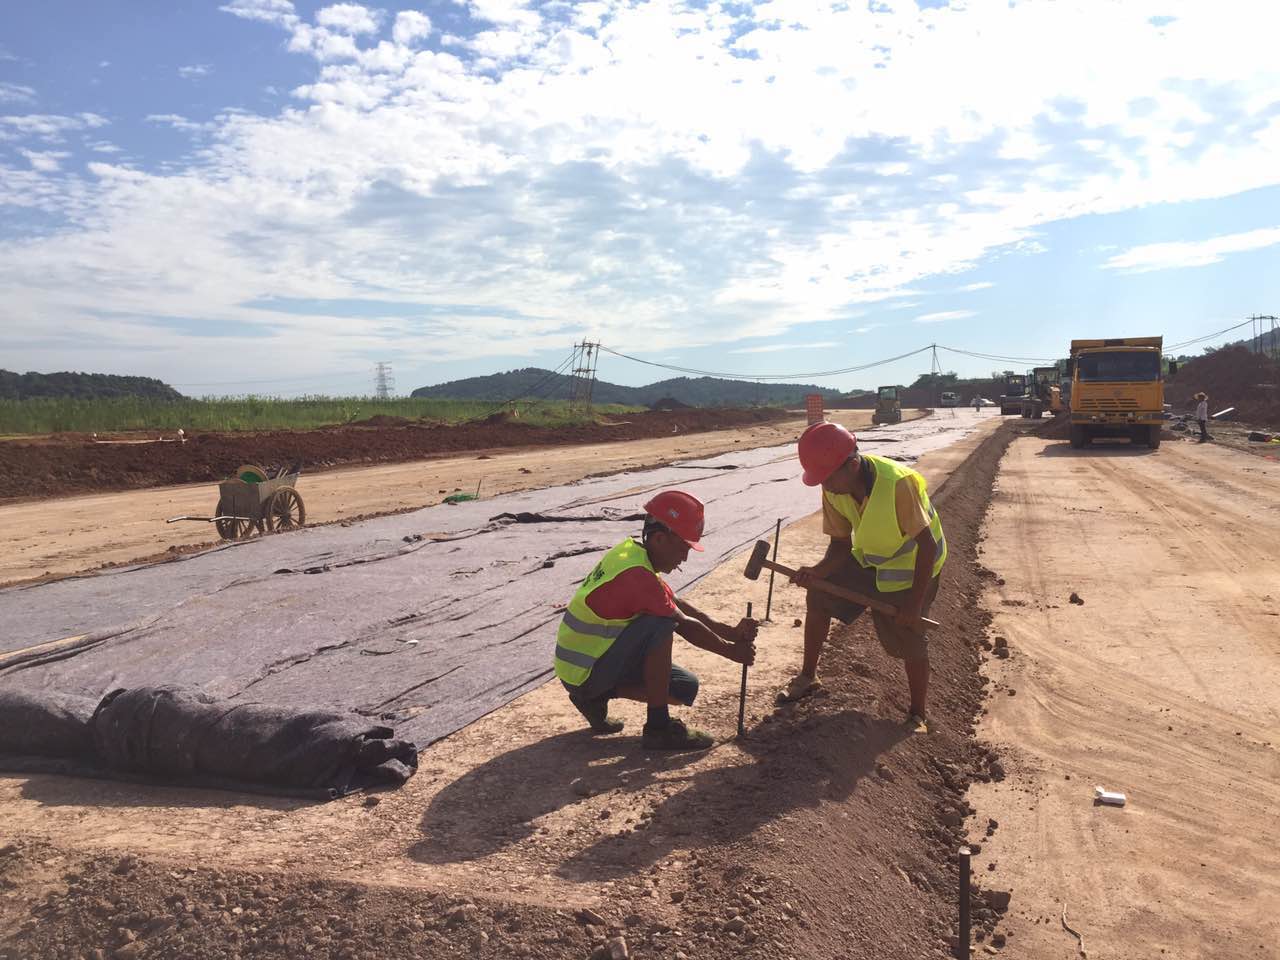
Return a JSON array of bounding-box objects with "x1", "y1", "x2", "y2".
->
[{"x1": 585, "y1": 565, "x2": 679, "y2": 620}]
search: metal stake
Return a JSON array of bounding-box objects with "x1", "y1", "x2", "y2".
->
[
  {"x1": 764, "y1": 518, "x2": 781, "y2": 621},
  {"x1": 957, "y1": 845, "x2": 972, "y2": 960},
  {"x1": 737, "y1": 601, "x2": 751, "y2": 737}
]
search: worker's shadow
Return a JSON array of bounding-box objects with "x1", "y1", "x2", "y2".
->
[
  {"x1": 1037, "y1": 440, "x2": 1161, "y2": 457},
  {"x1": 410, "y1": 707, "x2": 907, "y2": 881}
]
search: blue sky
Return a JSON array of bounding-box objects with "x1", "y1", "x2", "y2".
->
[{"x1": 2, "y1": 0, "x2": 1278, "y2": 396}]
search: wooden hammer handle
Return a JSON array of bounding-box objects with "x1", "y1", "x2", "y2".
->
[{"x1": 761, "y1": 557, "x2": 941, "y2": 632}]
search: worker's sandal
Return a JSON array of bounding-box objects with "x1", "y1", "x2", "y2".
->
[
  {"x1": 904, "y1": 712, "x2": 931, "y2": 734},
  {"x1": 776, "y1": 673, "x2": 821, "y2": 703},
  {"x1": 570, "y1": 695, "x2": 624, "y2": 734},
  {"x1": 641, "y1": 718, "x2": 713, "y2": 751}
]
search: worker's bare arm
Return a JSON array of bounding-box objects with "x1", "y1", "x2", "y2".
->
[
  {"x1": 893, "y1": 529, "x2": 937, "y2": 629},
  {"x1": 791, "y1": 536, "x2": 851, "y2": 589},
  {"x1": 673, "y1": 613, "x2": 755, "y2": 665},
  {"x1": 674, "y1": 597, "x2": 757, "y2": 644}
]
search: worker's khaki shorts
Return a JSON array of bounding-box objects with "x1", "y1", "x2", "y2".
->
[{"x1": 809, "y1": 557, "x2": 940, "y2": 662}]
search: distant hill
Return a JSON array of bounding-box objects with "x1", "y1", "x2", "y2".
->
[
  {"x1": 411, "y1": 367, "x2": 855, "y2": 408},
  {"x1": 0, "y1": 370, "x2": 185, "y2": 402}
]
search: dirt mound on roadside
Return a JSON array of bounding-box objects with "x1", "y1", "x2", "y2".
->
[
  {"x1": 1167, "y1": 346, "x2": 1280, "y2": 425},
  {"x1": 0, "y1": 408, "x2": 791, "y2": 502}
]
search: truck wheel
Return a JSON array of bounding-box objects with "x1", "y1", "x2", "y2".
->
[
  {"x1": 1069, "y1": 425, "x2": 1087, "y2": 449},
  {"x1": 1147, "y1": 425, "x2": 1161, "y2": 449}
]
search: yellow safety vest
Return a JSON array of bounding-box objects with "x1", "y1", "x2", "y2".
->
[
  {"x1": 824, "y1": 455, "x2": 947, "y2": 593},
  {"x1": 553, "y1": 537, "x2": 658, "y2": 686}
]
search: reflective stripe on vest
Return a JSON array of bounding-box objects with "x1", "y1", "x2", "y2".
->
[
  {"x1": 553, "y1": 537, "x2": 657, "y2": 686},
  {"x1": 824, "y1": 455, "x2": 947, "y2": 593}
]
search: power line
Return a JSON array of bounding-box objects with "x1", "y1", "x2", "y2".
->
[
  {"x1": 938, "y1": 345, "x2": 1058, "y2": 365},
  {"x1": 597, "y1": 343, "x2": 934, "y2": 381},
  {"x1": 1166, "y1": 317, "x2": 1256, "y2": 352}
]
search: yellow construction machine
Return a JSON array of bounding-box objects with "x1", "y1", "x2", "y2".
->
[
  {"x1": 871, "y1": 385, "x2": 902, "y2": 425},
  {"x1": 1066, "y1": 337, "x2": 1177, "y2": 449}
]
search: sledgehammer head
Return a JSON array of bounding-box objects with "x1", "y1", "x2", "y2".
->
[{"x1": 744, "y1": 540, "x2": 771, "y2": 581}]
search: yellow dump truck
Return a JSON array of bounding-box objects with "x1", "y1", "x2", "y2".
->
[{"x1": 1066, "y1": 337, "x2": 1177, "y2": 449}]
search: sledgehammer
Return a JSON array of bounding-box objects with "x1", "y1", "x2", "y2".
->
[{"x1": 743, "y1": 540, "x2": 941, "y2": 633}]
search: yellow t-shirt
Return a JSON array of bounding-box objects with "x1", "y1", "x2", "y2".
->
[{"x1": 821, "y1": 474, "x2": 930, "y2": 541}]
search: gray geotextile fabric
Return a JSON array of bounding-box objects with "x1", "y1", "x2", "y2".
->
[
  {"x1": 0, "y1": 415, "x2": 981, "y2": 749},
  {"x1": 0, "y1": 686, "x2": 417, "y2": 799}
]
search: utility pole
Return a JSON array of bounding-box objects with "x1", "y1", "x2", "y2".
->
[
  {"x1": 568, "y1": 341, "x2": 599, "y2": 417},
  {"x1": 374, "y1": 361, "x2": 395, "y2": 399},
  {"x1": 1248, "y1": 315, "x2": 1278, "y2": 360}
]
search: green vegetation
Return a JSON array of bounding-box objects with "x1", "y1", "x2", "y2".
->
[
  {"x1": 412, "y1": 367, "x2": 849, "y2": 408},
  {"x1": 0, "y1": 370, "x2": 184, "y2": 402},
  {"x1": 0, "y1": 396, "x2": 641, "y2": 435}
]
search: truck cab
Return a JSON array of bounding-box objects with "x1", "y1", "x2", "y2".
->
[
  {"x1": 1066, "y1": 337, "x2": 1177, "y2": 449},
  {"x1": 999, "y1": 374, "x2": 1028, "y2": 416},
  {"x1": 871, "y1": 385, "x2": 902, "y2": 425},
  {"x1": 940, "y1": 391, "x2": 959, "y2": 407}
]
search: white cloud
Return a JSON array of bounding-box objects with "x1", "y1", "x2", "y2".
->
[
  {"x1": 730, "y1": 340, "x2": 841, "y2": 354},
  {"x1": 915, "y1": 310, "x2": 977, "y2": 324},
  {"x1": 178, "y1": 64, "x2": 213, "y2": 79},
  {"x1": 393, "y1": 10, "x2": 432, "y2": 46},
  {"x1": 854, "y1": 323, "x2": 885, "y2": 335},
  {"x1": 20, "y1": 149, "x2": 69, "y2": 173},
  {"x1": 316, "y1": 3, "x2": 383, "y2": 34},
  {"x1": 0, "y1": 112, "x2": 107, "y2": 141},
  {"x1": 0, "y1": 81, "x2": 36, "y2": 104},
  {"x1": 146, "y1": 113, "x2": 211, "y2": 133},
  {"x1": 1103, "y1": 227, "x2": 1280, "y2": 273},
  {"x1": 4, "y1": 0, "x2": 1280, "y2": 384},
  {"x1": 957, "y1": 281, "x2": 994, "y2": 292}
]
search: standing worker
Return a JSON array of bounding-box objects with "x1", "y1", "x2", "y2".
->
[
  {"x1": 553, "y1": 490, "x2": 757, "y2": 751},
  {"x1": 1195, "y1": 392, "x2": 1210, "y2": 443},
  {"x1": 780, "y1": 422, "x2": 946, "y2": 733}
]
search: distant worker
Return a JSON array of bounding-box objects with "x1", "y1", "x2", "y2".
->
[
  {"x1": 1194, "y1": 392, "x2": 1210, "y2": 443},
  {"x1": 553, "y1": 490, "x2": 757, "y2": 751},
  {"x1": 782, "y1": 422, "x2": 946, "y2": 734},
  {"x1": 972, "y1": 395, "x2": 981, "y2": 412}
]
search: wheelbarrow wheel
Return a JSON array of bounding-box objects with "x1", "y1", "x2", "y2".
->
[
  {"x1": 265, "y1": 487, "x2": 306, "y2": 533},
  {"x1": 214, "y1": 498, "x2": 258, "y2": 541}
]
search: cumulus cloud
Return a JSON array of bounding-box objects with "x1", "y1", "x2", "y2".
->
[
  {"x1": 392, "y1": 10, "x2": 432, "y2": 46},
  {"x1": 730, "y1": 340, "x2": 842, "y2": 354},
  {"x1": 315, "y1": 3, "x2": 383, "y2": 34},
  {"x1": 0, "y1": 112, "x2": 107, "y2": 141},
  {"x1": 1103, "y1": 227, "x2": 1280, "y2": 273},
  {"x1": 19, "y1": 149, "x2": 69, "y2": 173},
  {"x1": 178, "y1": 64, "x2": 212, "y2": 79},
  {"x1": 0, "y1": 81, "x2": 36, "y2": 104},
  {"x1": 3, "y1": 0, "x2": 1280, "y2": 385},
  {"x1": 146, "y1": 113, "x2": 211, "y2": 133},
  {"x1": 915, "y1": 310, "x2": 977, "y2": 324}
]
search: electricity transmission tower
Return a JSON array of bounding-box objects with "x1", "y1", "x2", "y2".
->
[
  {"x1": 374, "y1": 362, "x2": 395, "y2": 399},
  {"x1": 568, "y1": 342, "x2": 599, "y2": 416},
  {"x1": 1249, "y1": 315, "x2": 1278, "y2": 360}
]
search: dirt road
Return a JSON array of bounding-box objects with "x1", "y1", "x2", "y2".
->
[
  {"x1": 0, "y1": 411, "x2": 1002, "y2": 960},
  {"x1": 0, "y1": 410, "x2": 943, "y2": 587},
  {"x1": 969, "y1": 435, "x2": 1280, "y2": 958}
]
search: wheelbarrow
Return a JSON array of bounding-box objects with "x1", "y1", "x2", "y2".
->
[{"x1": 167, "y1": 461, "x2": 306, "y2": 541}]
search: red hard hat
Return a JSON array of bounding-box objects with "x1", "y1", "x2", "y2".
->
[
  {"x1": 797, "y1": 421, "x2": 856, "y2": 486},
  {"x1": 643, "y1": 490, "x2": 705, "y2": 551}
]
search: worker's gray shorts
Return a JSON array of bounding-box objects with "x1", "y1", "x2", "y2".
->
[
  {"x1": 563, "y1": 615, "x2": 699, "y2": 706},
  {"x1": 808, "y1": 556, "x2": 940, "y2": 662}
]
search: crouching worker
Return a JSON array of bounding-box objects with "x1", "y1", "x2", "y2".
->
[
  {"x1": 554, "y1": 490, "x2": 757, "y2": 751},
  {"x1": 783, "y1": 422, "x2": 946, "y2": 734}
]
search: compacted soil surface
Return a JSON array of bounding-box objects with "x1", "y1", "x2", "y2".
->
[{"x1": 0, "y1": 419, "x2": 1013, "y2": 960}]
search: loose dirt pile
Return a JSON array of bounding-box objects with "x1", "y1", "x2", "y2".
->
[
  {"x1": 1166, "y1": 346, "x2": 1280, "y2": 425},
  {"x1": 0, "y1": 423, "x2": 1019, "y2": 960},
  {"x1": 0, "y1": 408, "x2": 790, "y2": 502}
]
